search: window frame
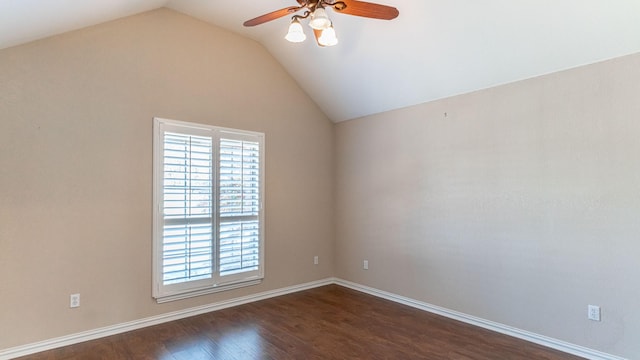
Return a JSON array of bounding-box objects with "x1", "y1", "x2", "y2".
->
[{"x1": 152, "y1": 117, "x2": 265, "y2": 303}]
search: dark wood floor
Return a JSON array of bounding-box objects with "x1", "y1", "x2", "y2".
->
[{"x1": 20, "y1": 285, "x2": 584, "y2": 359}]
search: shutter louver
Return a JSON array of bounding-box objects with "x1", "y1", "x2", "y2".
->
[
  {"x1": 218, "y1": 138, "x2": 261, "y2": 276},
  {"x1": 162, "y1": 132, "x2": 213, "y2": 285}
]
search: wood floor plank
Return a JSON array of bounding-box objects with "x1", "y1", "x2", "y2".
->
[{"x1": 18, "y1": 285, "x2": 585, "y2": 359}]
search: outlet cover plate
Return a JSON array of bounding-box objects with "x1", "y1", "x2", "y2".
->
[
  {"x1": 588, "y1": 305, "x2": 601, "y2": 321},
  {"x1": 70, "y1": 293, "x2": 80, "y2": 308}
]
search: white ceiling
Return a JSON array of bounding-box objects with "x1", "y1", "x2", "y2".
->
[{"x1": 2, "y1": 1, "x2": 640, "y2": 122}]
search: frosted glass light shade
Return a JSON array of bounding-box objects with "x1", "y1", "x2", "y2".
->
[
  {"x1": 318, "y1": 26, "x2": 338, "y2": 46},
  {"x1": 285, "y1": 19, "x2": 306, "y2": 42},
  {"x1": 309, "y1": 7, "x2": 331, "y2": 30}
]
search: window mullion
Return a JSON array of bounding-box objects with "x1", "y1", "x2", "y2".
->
[{"x1": 213, "y1": 130, "x2": 221, "y2": 283}]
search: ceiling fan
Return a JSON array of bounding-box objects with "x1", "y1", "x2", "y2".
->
[{"x1": 243, "y1": 0, "x2": 399, "y2": 47}]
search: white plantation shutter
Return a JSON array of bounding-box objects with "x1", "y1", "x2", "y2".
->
[
  {"x1": 162, "y1": 132, "x2": 213, "y2": 285},
  {"x1": 218, "y1": 136, "x2": 261, "y2": 279},
  {"x1": 153, "y1": 118, "x2": 264, "y2": 302}
]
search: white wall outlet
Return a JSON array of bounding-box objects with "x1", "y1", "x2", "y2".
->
[
  {"x1": 314, "y1": 256, "x2": 319, "y2": 265},
  {"x1": 70, "y1": 293, "x2": 80, "y2": 308},
  {"x1": 588, "y1": 305, "x2": 601, "y2": 321},
  {"x1": 363, "y1": 260, "x2": 369, "y2": 270}
]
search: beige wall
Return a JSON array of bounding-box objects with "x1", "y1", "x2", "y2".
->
[
  {"x1": 335, "y1": 53, "x2": 640, "y2": 359},
  {"x1": 0, "y1": 9, "x2": 334, "y2": 349},
  {"x1": 2, "y1": 6, "x2": 639, "y2": 359}
]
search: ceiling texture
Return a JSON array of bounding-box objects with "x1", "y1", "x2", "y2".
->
[{"x1": 2, "y1": 0, "x2": 640, "y2": 122}]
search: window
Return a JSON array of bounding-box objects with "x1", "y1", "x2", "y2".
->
[{"x1": 153, "y1": 118, "x2": 264, "y2": 303}]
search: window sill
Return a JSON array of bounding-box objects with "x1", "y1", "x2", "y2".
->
[{"x1": 155, "y1": 278, "x2": 263, "y2": 304}]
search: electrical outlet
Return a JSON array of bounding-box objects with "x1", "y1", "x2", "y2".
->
[
  {"x1": 314, "y1": 256, "x2": 319, "y2": 265},
  {"x1": 363, "y1": 260, "x2": 369, "y2": 270},
  {"x1": 70, "y1": 293, "x2": 80, "y2": 308},
  {"x1": 588, "y1": 305, "x2": 601, "y2": 321}
]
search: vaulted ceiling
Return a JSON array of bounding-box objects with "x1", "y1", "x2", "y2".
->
[{"x1": 2, "y1": 0, "x2": 640, "y2": 122}]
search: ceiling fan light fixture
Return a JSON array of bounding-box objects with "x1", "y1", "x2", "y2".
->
[
  {"x1": 309, "y1": 7, "x2": 332, "y2": 30},
  {"x1": 285, "y1": 18, "x2": 306, "y2": 43},
  {"x1": 243, "y1": 0, "x2": 399, "y2": 48},
  {"x1": 318, "y1": 25, "x2": 338, "y2": 47}
]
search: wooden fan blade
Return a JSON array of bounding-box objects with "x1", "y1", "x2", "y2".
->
[
  {"x1": 243, "y1": 6, "x2": 303, "y2": 27},
  {"x1": 332, "y1": 0, "x2": 399, "y2": 20}
]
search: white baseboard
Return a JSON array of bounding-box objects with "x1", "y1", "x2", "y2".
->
[
  {"x1": 0, "y1": 277, "x2": 625, "y2": 360},
  {"x1": 0, "y1": 278, "x2": 333, "y2": 360},
  {"x1": 333, "y1": 278, "x2": 626, "y2": 360}
]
